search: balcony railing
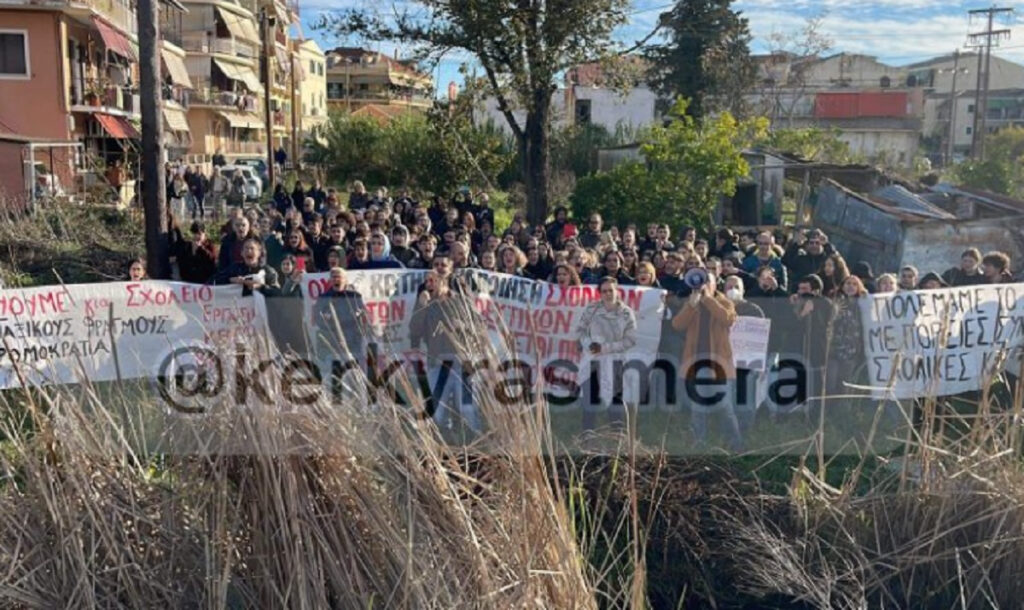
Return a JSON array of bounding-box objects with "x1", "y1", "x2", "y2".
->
[
  {"x1": 222, "y1": 139, "x2": 265, "y2": 154},
  {"x1": 181, "y1": 34, "x2": 258, "y2": 60},
  {"x1": 189, "y1": 81, "x2": 261, "y2": 113},
  {"x1": 73, "y1": 79, "x2": 140, "y2": 115},
  {"x1": 85, "y1": 0, "x2": 138, "y2": 37},
  {"x1": 162, "y1": 84, "x2": 190, "y2": 109}
]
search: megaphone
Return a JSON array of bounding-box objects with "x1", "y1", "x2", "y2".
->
[{"x1": 684, "y1": 267, "x2": 709, "y2": 290}]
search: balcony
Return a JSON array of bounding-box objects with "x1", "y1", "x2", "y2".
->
[
  {"x1": 181, "y1": 34, "x2": 258, "y2": 60},
  {"x1": 86, "y1": 0, "x2": 137, "y2": 37},
  {"x1": 189, "y1": 80, "x2": 261, "y2": 112},
  {"x1": 326, "y1": 88, "x2": 434, "y2": 109},
  {"x1": 222, "y1": 139, "x2": 265, "y2": 155},
  {"x1": 71, "y1": 79, "x2": 140, "y2": 117}
]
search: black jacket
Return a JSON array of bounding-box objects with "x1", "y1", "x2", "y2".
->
[{"x1": 313, "y1": 288, "x2": 369, "y2": 360}]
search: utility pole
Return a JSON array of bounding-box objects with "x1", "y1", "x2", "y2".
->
[
  {"x1": 290, "y1": 42, "x2": 299, "y2": 167},
  {"x1": 261, "y1": 7, "x2": 276, "y2": 189},
  {"x1": 967, "y1": 6, "x2": 1012, "y2": 160},
  {"x1": 137, "y1": 0, "x2": 169, "y2": 279},
  {"x1": 944, "y1": 50, "x2": 968, "y2": 166}
]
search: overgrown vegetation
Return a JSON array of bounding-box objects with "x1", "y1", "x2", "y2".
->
[
  {"x1": 571, "y1": 99, "x2": 767, "y2": 229},
  {"x1": 953, "y1": 127, "x2": 1024, "y2": 197},
  {"x1": 0, "y1": 203, "x2": 144, "y2": 286},
  {"x1": 305, "y1": 110, "x2": 514, "y2": 194}
]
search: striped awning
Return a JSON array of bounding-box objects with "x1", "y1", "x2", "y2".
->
[
  {"x1": 92, "y1": 17, "x2": 137, "y2": 61},
  {"x1": 94, "y1": 113, "x2": 140, "y2": 139},
  {"x1": 161, "y1": 49, "x2": 193, "y2": 88},
  {"x1": 218, "y1": 110, "x2": 263, "y2": 129},
  {"x1": 216, "y1": 6, "x2": 261, "y2": 45},
  {"x1": 213, "y1": 58, "x2": 263, "y2": 94},
  {"x1": 163, "y1": 106, "x2": 190, "y2": 132}
]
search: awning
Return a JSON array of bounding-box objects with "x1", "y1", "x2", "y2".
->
[
  {"x1": 92, "y1": 17, "x2": 137, "y2": 61},
  {"x1": 161, "y1": 49, "x2": 193, "y2": 88},
  {"x1": 216, "y1": 6, "x2": 260, "y2": 45},
  {"x1": 213, "y1": 58, "x2": 263, "y2": 94},
  {"x1": 275, "y1": 46, "x2": 290, "y2": 72},
  {"x1": 163, "y1": 106, "x2": 190, "y2": 132},
  {"x1": 273, "y1": 1, "x2": 290, "y2": 26},
  {"x1": 218, "y1": 110, "x2": 263, "y2": 129},
  {"x1": 94, "y1": 113, "x2": 140, "y2": 139}
]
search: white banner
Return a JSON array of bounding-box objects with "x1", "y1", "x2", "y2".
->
[
  {"x1": 731, "y1": 316, "x2": 771, "y2": 372},
  {"x1": 298, "y1": 269, "x2": 666, "y2": 386},
  {"x1": 861, "y1": 283, "x2": 1024, "y2": 398},
  {"x1": 0, "y1": 282, "x2": 271, "y2": 389}
]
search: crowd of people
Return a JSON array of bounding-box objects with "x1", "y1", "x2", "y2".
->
[{"x1": 127, "y1": 180, "x2": 1019, "y2": 447}]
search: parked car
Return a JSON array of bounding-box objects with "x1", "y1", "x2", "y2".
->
[
  {"x1": 233, "y1": 157, "x2": 269, "y2": 192},
  {"x1": 220, "y1": 165, "x2": 262, "y2": 201}
]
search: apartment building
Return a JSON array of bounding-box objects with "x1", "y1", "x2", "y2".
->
[
  {"x1": 297, "y1": 38, "x2": 326, "y2": 138},
  {"x1": 0, "y1": 0, "x2": 192, "y2": 204},
  {"x1": 325, "y1": 47, "x2": 432, "y2": 120}
]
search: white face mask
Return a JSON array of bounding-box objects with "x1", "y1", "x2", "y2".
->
[{"x1": 726, "y1": 288, "x2": 743, "y2": 302}]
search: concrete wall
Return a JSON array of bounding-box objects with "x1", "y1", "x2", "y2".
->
[
  {"x1": 571, "y1": 86, "x2": 657, "y2": 134},
  {"x1": 902, "y1": 218, "x2": 1024, "y2": 275},
  {"x1": 801, "y1": 54, "x2": 905, "y2": 90},
  {"x1": 0, "y1": 10, "x2": 69, "y2": 140},
  {"x1": 477, "y1": 86, "x2": 657, "y2": 136},
  {"x1": 836, "y1": 129, "x2": 919, "y2": 166}
]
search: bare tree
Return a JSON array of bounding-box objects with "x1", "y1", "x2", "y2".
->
[{"x1": 753, "y1": 14, "x2": 833, "y2": 128}]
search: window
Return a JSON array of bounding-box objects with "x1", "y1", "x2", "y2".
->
[
  {"x1": 968, "y1": 104, "x2": 975, "y2": 113},
  {"x1": 880, "y1": 76, "x2": 891, "y2": 88},
  {"x1": 0, "y1": 30, "x2": 29, "y2": 78},
  {"x1": 318, "y1": 63, "x2": 323, "y2": 76},
  {"x1": 966, "y1": 126, "x2": 973, "y2": 135},
  {"x1": 575, "y1": 98, "x2": 591, "y2": 125},
  {"x1": 309, "y1": 59, "x2": 315, "y2": 74}
]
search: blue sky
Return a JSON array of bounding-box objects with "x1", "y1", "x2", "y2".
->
[{"x1": 296, "y1": 0, "x2": 1024, "y2": 95}]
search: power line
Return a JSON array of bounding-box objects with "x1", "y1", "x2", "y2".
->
[{"x1": 967, "y1": 6, "x2": 1013, "y2": 160}]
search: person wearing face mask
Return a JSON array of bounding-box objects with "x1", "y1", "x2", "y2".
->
[{"x1": 723, "y1": 275, "x2": 763, "y2": 318}]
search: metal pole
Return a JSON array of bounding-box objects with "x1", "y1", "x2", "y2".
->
[
  {"x1": 290, "y1": 43, "x2": 299, "y2": 168},
  {"x1": 262, "y1": 8, "x2": 276, "y2": 190},
  {"x1": 947, "y1": 50, "x2": 961, "y2": 166},
  {"x1": 138, "y1": 0, "x2": 170, "y2": 278}
]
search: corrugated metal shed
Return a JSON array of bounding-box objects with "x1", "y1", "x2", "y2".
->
[{"x1": 872, "y1": 185, "x2": 956, "y2": 220}]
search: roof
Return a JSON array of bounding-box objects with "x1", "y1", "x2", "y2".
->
[
  {"x1": 929, "y1": 183, "x2": 1024, "y2": 216},
  {"x1": 872, "y1": 185, "x2": 956, "y2": 220},
  {"x1": 902, "y1": 53, "x2": 981, "y2": 69},
  {"x1": 819, "y1": 179, "x2": 941, "y2": 222},
  {"x1": 326, "y1": 47, "x2": 429, "y2": 79},
  {"x1": 567, "y1": 56, "x2": 649, "y2": 87},
  {"x1": 350, "y1": 104, "x2": 416, "y2": 125}
]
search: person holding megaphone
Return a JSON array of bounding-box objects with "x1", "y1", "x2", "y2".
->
[{"x1": 672, "y1": 266, "x2": 742, "y2": 451}]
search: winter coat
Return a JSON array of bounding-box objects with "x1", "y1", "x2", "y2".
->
[
  {"x1": 672, "y1": 293, "x2": 737, "y2": 380},
  {"x1": 312, "y1": 288, "x2": 369, "y2": 360}
]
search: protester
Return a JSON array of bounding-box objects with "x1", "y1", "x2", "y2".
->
[
  {"x1": 982, "y1": 251, "x2": 1014, "y2": 283},
  {"x1": 213, "y1": 238, "x2": 280, "y2": 297},
  {"x1": 268, "y1": 254, "x2": 310, "y2": 356},
  {"x1": 218, "y1": 216, "x2": 256, "y2": 270},
  {"x1": 875, "y1": 273, "x2": 898, "y2": 293},
  {"x1": 819, "y1": 253, "x2": 850, "y2": 298},
  {"x1": 918, "y1": 272, "x2": 948, "y2": 290},
  {"x1": 576, "y1": 276, "x2": 638, "y2": 431},
  {"x1": 742, "y1": 231, "x2": 788, "y2": 290},
  {"x1": 827, "y1": 275, "x2": 868, "y2": 396},
  {"x1": 410, "y1": 270, "x2": 481, "y2": 432},
  {"x1": 127, "y1": 257, "x2": 147, "y2": 281},
  {"x1": 898, "y1": 265, "x2": 919, "y2": 291},
  {"x1": 313, "y1": 267, "x2": 370, "y2": 368},
  {"x1": 790, "y1": 275, "x2": 835, "y2": 415},
  {"x1": 942, "y1": 248, "x2": 986, "y2": 287},
  {"x1": 850, "y1": 261, "x2": 877, "y2": 294},
  {"x1": 177, "y1": 221, "x2": 217, "y2": 284},
  {"x1": 672, "y1": 271, "x2": 742, "y2": 449}
]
